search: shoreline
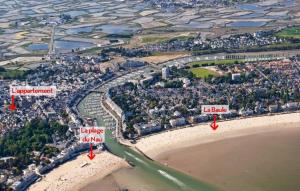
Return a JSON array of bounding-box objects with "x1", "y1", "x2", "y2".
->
[
  {"x1": 28, "y1": 112, "x2": 300, "y2": 190},
  {"x1": 135, "y1": 112, "x2": 300, "y2": 159},
  {"x1": 28, "y1": 151, "x2": 129, "y2": 191}
]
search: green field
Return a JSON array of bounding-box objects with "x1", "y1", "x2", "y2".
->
[
  {"x1": 189, "y1": 68, "x2": 219, "y2": 78},
  {"x1": 265, "y1": 42, "x2": 300, "y2": 48},
  {"x1": 189, "y1": 59, "x2": 245, "y2": 67},
  {"x1": 142, "y1": 35, "x2": 192, "y2": 44},
  {"x1": 142, "y1": 36, "x2": 169, "y2": 43},
  {"x1": 276, "y1": 27, "x2": 300, "y2": 39}
]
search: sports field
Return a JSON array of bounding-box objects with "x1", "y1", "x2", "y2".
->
[
  {"x1": 276, "y1": 27, "x2": 300, "y2": 39},
  {"x1": 189, "y1": 68, "x2": 219, "y2": 78}
]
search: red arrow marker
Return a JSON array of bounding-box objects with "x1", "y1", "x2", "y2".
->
[
  {"x1": 210, "y1": 114, "x2": 219, "y2": 131},
  {"x1": 9, "y1": 95, "x2": 16, "y2": 111},
  {"x1": 87, "y1": 143, "x2": 96, "y2": 160}
]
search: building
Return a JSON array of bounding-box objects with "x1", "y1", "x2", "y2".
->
[
  {"x1": 179, "y1": 78, "x2": 191, "y2": 88},
  {"x1": 231, "y1": 73, "x2": 241, "y2": 81},
  {"x1": 220, "y1": 110, "x2": 238, "y2": 119},
  {"x1": 169, "y1": 117, "x2": 186, "y2": 127},
  {"x1": 268, "y1": 104, "x2": 280, "y2": 113},
  {"x1": 140, "y1": 75, "x2": 154, "y2": 86},
  {"x1": 105, "y1": 92, "x2": 124, "y2": 120},
  {"x1": 188, "y1": 115, "x2": 209, "y2": 124},
  {"x1": 10, "y1": 172, "x2": 39, "y2": 191},
  {"x1": 238, "y1": 108, "x2": 254, "y2": 116},
  {"x1": 133, "y1": 122, "x2": 162, "y2": 136},
  {"x1": 282, "y1": 102, "x2": 299, "y2": 111},
  {"x1": 162, "y1": 67, "x2": 170, "y2": 80}
]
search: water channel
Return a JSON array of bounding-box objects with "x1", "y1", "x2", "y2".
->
[{"x1": 77, "y1": 89, "x2": 220, "y2": 191}]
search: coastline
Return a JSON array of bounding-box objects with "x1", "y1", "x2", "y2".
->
[
  {"x1": 135, "y1": 112, "x2": 300, "y2": 158},
  {"x1": 28, "y1": 112, "x2": 300, "y2": 191},
  {"x1": 28, "y1": 151, "x2": 129, "y2": 191}
]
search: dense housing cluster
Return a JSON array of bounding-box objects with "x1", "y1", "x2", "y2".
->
[
  {"x1": 0, "y1": 54, "x2": 114, "y2": 190},
  {"x1": 142, "y1": 30, "x2": 284, "y2": 53},
  {"x1": 110, "y1": 58, "x2": 300, "y2": 137},
  {"x1": 145, "y1": 0, "x2": 259, "y2": 10}
]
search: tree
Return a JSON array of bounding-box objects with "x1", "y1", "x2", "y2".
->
[{"x1": 0, "y1": 119, "x2": 70, "y2": 171}]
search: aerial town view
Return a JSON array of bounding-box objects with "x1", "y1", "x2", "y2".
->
[{"x1": 0, "y1": 0, "x2": 299, "y2": 191}]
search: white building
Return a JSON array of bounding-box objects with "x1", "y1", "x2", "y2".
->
[
  {"x1": 162, "y1": 67, "x2": 170, "y2": 80},
  {"x1": 232, "y1": 73, "x2": 241, "y2": 81},
  {"x1": 133, "y1": 122, "x2": 162, "y2": 136},
  {"x1": 188, "y1": 114, "x2": 209, "y2": 123},
  {"x1": 283, "y1": 102, "x2": 299, "y2": 111},
  {"x1": 10, "y1": 172, "x2": 39, "y2": 191},
  {"x1": 169, "y1": 117, "x2": 186, "y2": 127},
  {"x1": 268, "y1": 104, "x2": 280, "y2": 113},
  {"x1": 238, "y1": 108, "x2": 254, "y2": 116}
]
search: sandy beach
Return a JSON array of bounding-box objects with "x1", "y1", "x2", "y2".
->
[
  {"x1": 29, "y1": 151, "x2": 129, "y2": 191},
  {"x1": 135, "y1": 112, "x2": 300, "y2": 191},
  {"x1": 136, "y1": 112, "x2": 300, "y2": 158},
  {"x1": 29, "y1": 113, "x2": 300, "y2": 191}
]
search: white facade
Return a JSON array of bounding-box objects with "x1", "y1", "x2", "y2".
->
[{"x1": 162, "y1": 67, "x2": 170, "y2": 80}]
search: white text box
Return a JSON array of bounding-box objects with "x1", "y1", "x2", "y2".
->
[
  {"x1": 201, "y1": 105, "x2": 230, "y2": 114},
  {"x1": 79, "y1": 126, "x2": 105, "y2": 144},
  {"x1": 10, "y1": 86, "x2": 57, "y2": 97}
]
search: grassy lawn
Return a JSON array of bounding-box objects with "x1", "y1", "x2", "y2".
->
[
  {"x1": 142, "y1": 35, "x2": 193, "y2": 44},
  {"x1": 189, "y1": 59, "x2": 245, "y2": 67},
  {"x1": 276, "y1": 27, "x2": 300, "y2": 39},
  {"x1": 78, "y1": 46, "x2": 102, "y2": 54},
  {"x1": 141, "y1": 36, "x2": 169, "y2": 43},
  {"x1": 265, "y1": 42, "x2": 300, "y2": 48},
  {"x1": 189, "y1": 68, "x2": 219, "y2": 78}
]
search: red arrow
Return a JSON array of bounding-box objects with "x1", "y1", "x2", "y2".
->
[
  {"x1": 87, "y1": 143, "x2": 96, "y2": 160},
  {"x1": 9, "y1": 95, "x2": 16, "y2": 111},
  {"x1": 210, "y1": 114, "x2": 219, "y2": 131}
]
